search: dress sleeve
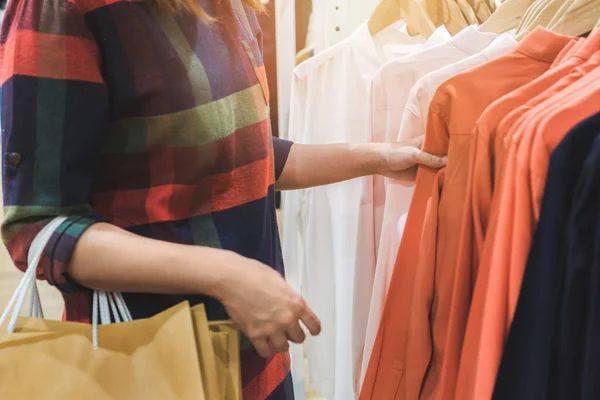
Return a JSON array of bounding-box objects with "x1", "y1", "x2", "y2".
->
[
  {"x1": 273, "y1": 137, "x2": 293, "y2": 181},
  {"x1": 0, "y1": 0, "x2": 108, "y2": 292}
]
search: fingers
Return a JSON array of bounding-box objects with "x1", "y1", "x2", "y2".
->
[
  {"x1": 412, "y1": 149, "x2": 447, "y2": 169},
  {"x1": 300, "y1": 305, "x2": 322, "y2": 336},
  {"x1": 270, "y1": 333, "x2": 290, "y2": 354},
  {"x1": 286, "y1": 321, "x2": 307, "y2": 344},
  {"x1": 252, "y1": 337, "x2": 273, "y2": 358}
]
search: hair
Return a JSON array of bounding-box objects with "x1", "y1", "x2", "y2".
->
[{"x1": 155, "y1": 0, "x2": 265, "y2": 21}]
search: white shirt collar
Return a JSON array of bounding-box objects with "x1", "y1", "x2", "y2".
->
[
  {"x1": 480, "y1": 33, "x2": 518, "y2": 60},
  {"x1": 352, "y1": 20, "x2": 431, "y2": 84},
  {"x1": 448, "y1": 25, "x2": 499, "y2": 55}
]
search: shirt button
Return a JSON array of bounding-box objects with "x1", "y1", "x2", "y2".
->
[{"x1": 7, "y1": 153, "x2": 22, "y2": 166}]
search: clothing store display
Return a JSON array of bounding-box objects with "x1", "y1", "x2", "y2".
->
[
  {"x1": 357, "y1": 32, "x2": 518, "y2": 392},
  {"x1": 283, "y1": 21, "x2": 435, "y2": 400},
  {"x1": 492, "y1": 113, "x2": 600, "y2": 400},
  {"x1": 275, "y1": 0, "x2": 378, "y2": 144},
  {"x1": 457, "y1": 30, "x2": 600, "y2": 400},
  {"x1": 352, "y1": 25, "x2": 504, "y2": 391},
  {"x1": 279, "y1": 2, "x2": 600, "y2": 400},
  {"x1": 311, "y1": 0, "x2": 379, "y2": 54},
  {"x1": 0, "y1": 0, "x2": 294, "y2": 398},
  {"x1": 4, "y1": 0, "x2": 600, "y2": 397},
  {"x1": 360, "y1": 27, "x2": 573, "y2": 400}
]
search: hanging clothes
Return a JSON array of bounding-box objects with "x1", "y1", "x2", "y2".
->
[
  {"x1": 357, "y1": 32, "x2": 517, "y2": 393},
  {"x1": 352, "y1": 25, "x2": 509, "y2": 393},
  {"x1": 311, "y1": 0, "x2": 379, "y2": 54},
  {"x1": 492, "y1": 112, "x2": 600, "y2": 400},
  {"x1": 359, "y1": 27, "x2": 574, "y2": 400},
  {"x1": 283, "y1": 20, "x2": 432, "y2": 400},
  {"x1": 456, "y1": 30, "x2": 600, "y2": 400}
]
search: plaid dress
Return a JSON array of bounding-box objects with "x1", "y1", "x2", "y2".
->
[{"x1": 0, "y1": 0, "x2": 295, "y2": 397}]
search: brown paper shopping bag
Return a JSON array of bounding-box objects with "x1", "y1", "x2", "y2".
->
[
  {"x1": 0, "y1": 302, "x2": 206, "y2": 400},
  {"x1": 209, "y1": 321, "x2": 242, "y2": 400},
  {"x1": 191, "y1": 305, "x2": 243, "y2": 400},
  {"x1": 0, "y1": 217, "x2": 206, "y2": 400},
  {"x1": 191, "y1": 304, "x2": 222, "y2": 400}
]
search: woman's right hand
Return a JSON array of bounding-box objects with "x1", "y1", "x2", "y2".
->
[{"x1": 216, "y1": 252, "x2": 321, "y2": 358}]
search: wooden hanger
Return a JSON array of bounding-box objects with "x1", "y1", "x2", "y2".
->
[
  {"x1": 455, "y1": 0, "x2": 480, "y2": 24},
  {"x1": 550, "y1": 0, "x2": 600, "y2": 36},
  {"x1": 467, "y1": 0, "x2": 493, "y2": 24},
  {"x1": 368, "y1": 0, "x2": 436, "y2": 38},
  {"x1": 546, "y1": 0, "x2": 575, "y2": 28},
  {"x1": 478, "y1": 0, "x2": 537, "y2": 33},
  {"x1": 515, "y1": 0, "x2": 548, "y2": 34},
  {"x1": 482, "y1": 0, "x2": 498, "y2": 13},
  {"x1": 515, "y1": 0, "x2": 565, "y2": 39},
  {"x1": 424, "y1": 0, "x2": 470, "y2": 35}
]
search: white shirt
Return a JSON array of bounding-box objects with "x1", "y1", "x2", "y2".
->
[
  {"x1": 274, "y1": 0, "x2": 296, "y2": 145},
  {"x1": 283, "y1": 21, "x2": 432, "y2": 400},
  {"x1": 357, "y1": 32, "x2": 518, "y2": 390},
  {"x1": 312, "y1": 0, "x2": 380, "y2": 54},
  {"x1": 275, "y1": 0, "x2": 378, "y2": 143}
]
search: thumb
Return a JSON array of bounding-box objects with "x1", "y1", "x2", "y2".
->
[{"x1": 413, "y1": 149, "x2": 447, "y2": 169}]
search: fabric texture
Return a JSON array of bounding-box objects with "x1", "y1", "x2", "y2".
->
[
  {"x1": 0, "y1": 0, "x2": 294, "y2": 398},
  {"x1": 492, "y1": 113, "x2": 600, "y2": 400},
  {"x1": 282, "y1": 20, "x2": 433, "y2": 400},
  {"x1": 358, "y1": 32, "x2": 516, "y2": 393},
  {"x1": 359, "y1": 27, "x2": 573, "y2": 400},
  {"x1": 352, "y1": 25, "x2": 453, "y2": 392},
  {"x1": 311, "y1": 0, "x2": 379, "y2": 54},
  {"x1": 457, "y1": 29, "x2": 600, "y2": 400},
  {"x1": 353, "y1": 26, "x2": 505, "y2": 393}
]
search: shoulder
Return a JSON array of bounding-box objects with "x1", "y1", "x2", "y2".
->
[
  {"x1": 1, "y1": 0, "x2": 96, "y2": 38},
  {"x1": 293, "y1": 38, "x2": 354, "y2": 80}
]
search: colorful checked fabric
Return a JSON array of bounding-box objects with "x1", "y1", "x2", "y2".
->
[{"x1": 0, "y1": 0, "x2": 294, "y2": 397}]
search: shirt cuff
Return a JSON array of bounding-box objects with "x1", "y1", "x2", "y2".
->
[
  {"x1": 273, "y1": 137, "x2": 294, "y2": 181},
  {"x1": 41, "y1": 214, "x2": 105, "y2": 293}
]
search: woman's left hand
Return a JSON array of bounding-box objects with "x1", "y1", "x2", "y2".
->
[{"x1": 372, "y1": 135, "x2": 447, "y2": 182}]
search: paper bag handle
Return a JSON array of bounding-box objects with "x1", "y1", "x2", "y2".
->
[{"x1": 0, "y1": 216, "x2": 133, "y2": 349}]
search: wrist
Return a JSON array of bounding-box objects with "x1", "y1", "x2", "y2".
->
[
  {"x1": 183, "y1": 246, "x2": 242, "y2": 301},
  {"x1": 353, "y1": 143, "x2": 385, "y2": 176}
]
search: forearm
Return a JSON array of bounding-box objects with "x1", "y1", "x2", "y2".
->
[
  {"x1": 276, "y1": 143, "x2": 381, "y2": 190},
  {"x1": 69, "y1": 222, "x2": 237, "y2": 300}
]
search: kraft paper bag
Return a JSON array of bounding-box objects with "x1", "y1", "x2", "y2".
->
[
  {"x1": 191, "y1": 304, "x2": 222, "y2": 400},
  {"x1": 210, "y1": 321, "x2": 241, "y2": 400},
  {"x1": 0, "y1": 302, "x2": 206, "y2": 400}
]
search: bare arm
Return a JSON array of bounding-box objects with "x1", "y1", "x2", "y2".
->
[
  {"x1": 69, "y1": 223, "x2": 321, "y2": 358},
  {"x1": 276, "y1": 137, "x2": 447, "y2": 191},
  {"x1": 69, "y1": 222, "x2": 235, "y2": 297},
  {"x1": 276, "y1": 143, "x2": 380, "y2": 191}
]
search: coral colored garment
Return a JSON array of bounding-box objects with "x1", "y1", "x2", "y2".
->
[
  {"x1": 353, "y1": 26, "x2": 500, "y2": 393},
  {"x1": 434, "y1": 37, "x2": 599, "y2": 400},
  {"x1": 453, "y1": 31, "x2": 600, "y2": 400},
  {"x1": 458, "y1": 34, "x2": 600, "y2": 400},
  {"x1": 551, "y1": 38, "x2": 584, "y2": 67},
  {"x1": 492, "y1": 113, "x2": 600, "y2": 400},
  {"x1": 359, "y1": 27, "x2": 572, "y2": 400},
  {"x1": 357, "y1": 33, "x2": 516, "y2": 395}
]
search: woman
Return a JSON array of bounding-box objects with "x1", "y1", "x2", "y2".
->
[{"x1": 0, "y1": 0, "x2": 446, "y2": 398}]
